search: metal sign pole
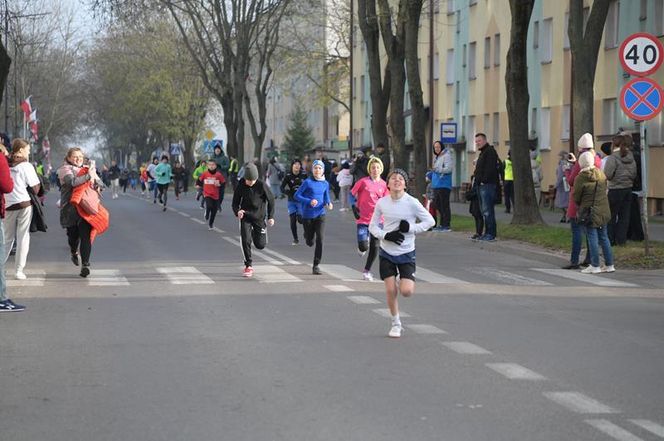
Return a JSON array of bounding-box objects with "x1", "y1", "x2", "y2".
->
[{"x1": 640, "y1": 121, "x2": 650, "y2": 256}]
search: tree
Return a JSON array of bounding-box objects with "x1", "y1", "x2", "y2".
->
[
  {"x1": 568, "y1": 0, "x2": 610, "y2": 146},
  {"x1": 282, "y1": 104, "x2": 315, "y2": 160},
  {"x1": 505, "y1": 0, "x2": 543, "y2": 224}
]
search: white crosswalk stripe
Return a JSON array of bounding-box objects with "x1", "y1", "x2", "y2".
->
[
  {"x1": 629, "y1": 420, "x2": 664, "y2": 438},
  {"x1": 414, "y1": 266, "x2": 468, "y2": 284},
  {"x1": 532, "y1": 268, "x2": 638, "y2": 287},
  {"x1": 7, "y1": 269, "x2": 45, "y2": 287},
  {"x1": 486, "y1": 363, "x2": 547, "y2": 380},
  {"x1": 586, "y1": 420, "x2": 646, "y2": 441},
  {"x1": 318, "y1": 264, "x2": 373, "y2": 282},
  {"x1": 467, "y1": 267, "x2": 552, "y2": 286},
  {"x1": 88, "y1": 269, "x2": 130, "y2": 286},
  {"x1": 372, "y1": 308, "x2": 410, "y2": 318},
  {"x1": 156, "y1": 266, "x2": 215, "y2": 285},
  {"x1": 323, "y1": 285, "x2": 355, "y2": 293},
  {"x1": 346, "y1": 294, "x2": 380, "y2": 303},
  {"x1": 543, "y1": 392, "x2": 619, "y2": 414},
  {"x1": 253, "y1": 265, "x2": 302, "y2": 283},
  {"x1": 406, "y1": 324, "x2": 447, "y2": 334},
  {"x1": 441, "y1": 341, "x2": 492, "y2": 354}
]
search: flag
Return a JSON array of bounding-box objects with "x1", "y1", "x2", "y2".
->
[
  {"x1": 20, "y1": 96, "x2": 32, "y2": 118},
  {"x1": 28, "y1": 109, "x2": 37, "y2": 123}
]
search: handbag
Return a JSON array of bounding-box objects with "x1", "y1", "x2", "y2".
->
[
  {"x1": 576, "y1": 181, "x2": 598, "y2": 226},
  {"x1": 79, "y1": 184, "x2": 101, "y2": 215},
  {"x1": 27, "y1": 186, "x2": 47, "y2": 233}
]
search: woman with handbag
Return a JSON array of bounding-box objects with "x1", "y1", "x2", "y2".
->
[
  {"x1": 573, "y1": 151, "x2": 614, "y2": 274},
  {"x1": 3, "y1": 139, "x2": 41, "y2": 280},
  {"x1": 57, "y1": 147, "x2": 102, "y2": 278}
]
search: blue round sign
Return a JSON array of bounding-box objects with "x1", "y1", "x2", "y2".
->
[{"x1": 620, "y1": 77, "x2": 664, "y2": 121}]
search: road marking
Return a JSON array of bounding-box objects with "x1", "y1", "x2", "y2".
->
[
  {"x1": 629, "y1": 420, "x2": 664, "y2": 438},
  {"x1": 178, "y1": 212, "x2": 191, "y2": 218},
  {"x1": 532, "y1": 268, "x2": 638, "y2": 287},
  {"x1": 259, "y1": 247, "x2": 301, "y2": 265},
  {"x1": 323, "y1": 285, "x2": 355, "y2": 293},
  {"x1": 414, "y1": 266, "x2": 468, "y2": 284},
  {"x1": 318, "y1": 264, "x2": 373, "y2": 282},
  {"x1": 586, "y1": 420, "x2": 646, "y2": 441},
  {"x1": 7, "y1": 269, "x2": 46, "y2": 287},
  {"x1": 88, "y1": 269, "x2": 130, "y2": 286},
  {"x1": 406, "y1": 324, "x2": 447, "y2": 334},
  {"x1": 222, "y1": 237, "x2": 283, "y2": 265},
  {"x1": 372, "y1": 308, "x2": 410, "y2": 318},
  {"x1": 156, "y1": 266, "x2": 215, "y2": 285},
  {"x1": 191, "y1": 218, "x2": 206, "y2": 225},
  {"x1": 486, "y1": 363, "x2": 547, "y2": 380},
  {"x1": 467, "y1": 267, "x2": 552, "y2": 286},
  {"x1": 346, "y1": 294, "x2": 380, "y2": 302},
  {"x1": 543, "y1": 392, "x2": 619, "y2": 414},
  {"x1": 253, "y1": 265, "x2": 302, "y2": 283},
  {"x1": 212, "y1": 227, "x2": 225, "y2": 233},
  {"x1": 441, "y1": 341, "x2": 492, "y2": 354}
]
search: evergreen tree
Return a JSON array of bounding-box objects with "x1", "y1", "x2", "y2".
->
[{"x1": 282, "y1": 105, "x2": 315, "y2": 160}]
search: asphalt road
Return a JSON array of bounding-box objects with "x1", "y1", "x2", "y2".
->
[{"x1": 1, "y1": 188, "x2": 663, "y2": 441}]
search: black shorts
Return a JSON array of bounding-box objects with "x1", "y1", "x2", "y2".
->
[{"x1": 379, "y1": 255, "x2": 416, "y2": 281}]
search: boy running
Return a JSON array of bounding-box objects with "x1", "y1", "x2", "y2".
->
[
  {"x1": 232, "y1": 163, "x2": 275, "y2": 278},
  {"x1": 197, "y1": 159, "x2": 226, "y2": 230},
  {"x1": 351, "y1": 156, "x2": 388, "y2": 281},
  {"x1": 294, "y1": 159, "x2": 333, "y2": 275},
  {"x1": 155, "y1": 155, "x2": 172, "y2": 212},
  {"x1": 147, "y1": 157, "x2": 159, "y2": 203},
  {"x1": 369, "y1": 168, "x2": 435, "y2": 338},
  {"x1": 280, "y1": 159, "x2": 307, "y2": 245}
]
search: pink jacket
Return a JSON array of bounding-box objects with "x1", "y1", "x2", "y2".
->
[
  {"x1": 564, "y1": 153, "x2": 602, "y2": 219},
  {"x1": 351, "y1": 176, "x2": 388, "y2": 225}
]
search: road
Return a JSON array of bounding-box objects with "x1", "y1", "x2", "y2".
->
[{"x1": 1, "y1": 189, "x2": 663, "y2": 441}]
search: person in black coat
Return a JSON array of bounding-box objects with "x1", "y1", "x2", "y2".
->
[{"x1": 473, "y1": 133, "x2": 499, "y2": 241}]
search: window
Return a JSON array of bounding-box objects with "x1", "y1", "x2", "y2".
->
[
  {"x1": 447, "y1": 0, "x2": 455, "y2": 15},
  {"x1": 484, "y1": 37, "x2": 491, "y2": 69},
  {"x1": 469, "y1": 42, "x2": 477, "y2": 79},
  {"x1": 462, "y1": 44, "x2": 467, "y2": 67},
  {"x1": 446, "y1": 49, "x2": 455, "y2": 84},
  {"x1": 360, "y1": 75, "x2": 365, "y2": 100},
  {"x1": 433, "y1": 0, "x2": 440, "y2": 14},
  {"x1": 483, "y1": 113, "x2": 490, "y2": 135},
  {"x1": 603, "y1": 99, "x2": 617, "y2": 135},
  {"x1": 533, "y1": 21, "x2": 539, "y2": 49},
  {"x1": 605, "y1": 0, "x2": 620, "y2": 49},
  {"x1": 494, "y1": 33, "x2": 501, "y2": 66},
  {"x1": 541, "y1": 18, "x2": 553, "y2": 63},
  {"x1": 467, "y1": 115, "x2": 476, "y2": 152},
  {"x1": 561, "y1": 105, "x2": 570, "y2": 140},
  {"x1": 433, "y1": 52, "x2": 440, "y2": 80},
  {"x1": 540, "y1": 107, "x2": 551, "y2": 150},
  {"x1": 493, "y1": 112, "x2": 500, "y2": 145}
]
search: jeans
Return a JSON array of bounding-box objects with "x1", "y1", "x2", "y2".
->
[
  {"x1": 479, "y1": 183, "x2": 497, "y2": 238},
  {"x1": 586, "y1": 225, "x2": 614, "y2": 268},
  {"x1": 0, "y1": 220, "x2": 7, "y2": 301},
  {"x1": 607, "y1": 188, "x2": 632, "y2": 245},
  {"x1": 570, "y1": 219, "x2": 585, "y2": 265}
]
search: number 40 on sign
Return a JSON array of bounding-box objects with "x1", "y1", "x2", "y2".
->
[{"x1": 620, "y1": 32, "x2": 664, "y2": 77}]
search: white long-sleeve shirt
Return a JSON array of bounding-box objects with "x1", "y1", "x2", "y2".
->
[{"x1": 369, "y1": 192, "x2": 435, "y2": 256}]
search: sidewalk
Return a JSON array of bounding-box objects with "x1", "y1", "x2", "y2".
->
[{"x1": 450, "y1": 201, "x2": 664, "y2": 242}]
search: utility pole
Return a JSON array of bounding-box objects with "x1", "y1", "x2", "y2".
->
[{"x1": 349, "y1": 0, "x2": 354, "y2": 160}]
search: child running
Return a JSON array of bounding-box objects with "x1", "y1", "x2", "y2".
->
[
  {"x1": 155, "y1": 155, "x2": 172, "y2": 212},
  {"x1": 369, "y1": 168, "x2": 435, "y2": 338},
  {"x1": 294, "y1": 159, "x2": 332, "y2": 275},
  {"x1": 280, "y1": 159, "x2": 307, "y2": 245},
  {"x1": 351, "y1": 156, "x2": 388, "y2": 281},
  {"x1": 197, "y1": 159, "x2": 226, "y2": 230},
  {"x1": 232, "y1": 163, "x2": 275, "y2": 278}
]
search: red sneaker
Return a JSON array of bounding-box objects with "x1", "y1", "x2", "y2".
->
[{"x1": 243, "y1": 266, "x2": 254, "y2": 278}]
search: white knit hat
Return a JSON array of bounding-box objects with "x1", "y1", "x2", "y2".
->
[
  {"x1": 577, "y1": 133, "x2": 594, "y2": 150},
  {"x1": 578, "y1": 151, "x2": 595, "y2": 170}
]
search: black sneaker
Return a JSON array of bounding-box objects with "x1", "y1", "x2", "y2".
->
[
  {"x1": 0, "y1": 299, "x2": 25, "y2": 312},
  {"x1": 470, "y1": 234, "x2": 481, "y2": 240},
  {"x1": 80, "y1": 265, "x2": 90, "y2": 278},
  {"x1": 562, "y1": 263, "x2": 581, "y2": 270},
  {"x1": 71, "y1": 253, "x2": 80, "y2": 266},
  {"x1": 162, "y1": 206, "x2": 167, "y2": 212},
  {"x1": 312, "y1": 266, "x2": 322, "y2": 275}
]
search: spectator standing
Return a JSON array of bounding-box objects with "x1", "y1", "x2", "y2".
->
[
  {"x1": 473, "y1": 133, "x2": 499, "y2": 241},
  {"x1": 503, "y1": 151, "x2": 514, "y2": 213},
  {"x1": 0, "y1": 138, "x2": 23, "y2": 312},
  {"x1": 266, "y1": 157, "x2": 284, "y2": 198},
  {"x1": 603, "y1": 137, "x2": 637, "y2": 246},
  {"x1": 108, "y1": 160, "x2": 120, "y2": 199},
  {"x1": 430, "y1": 140, "x2": 453, "y2": 232},
  {"x1": 554, "y1": 150, "x2": 571, "y2": 222}
]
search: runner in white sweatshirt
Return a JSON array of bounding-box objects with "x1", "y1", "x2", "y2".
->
[{"x1": 369, "y1": 168, "x2": 435, "y2": 338}]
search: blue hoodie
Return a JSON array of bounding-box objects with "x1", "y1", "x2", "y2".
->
[
  {"x1": 431, "y1": 147, "x2": 453, "y2": 189},
  {"x1": 294, "y1": 176, "x2": 331, "y2": 219}
]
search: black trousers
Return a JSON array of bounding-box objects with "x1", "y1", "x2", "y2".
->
[
  {"x1": 503, "y1": 180, "x2": 514, "y2": 211},
  {"x1": 358, "y1": 233, "x2": 378, "y2": 272},
  {"x1": 240, "y1": 218, "x2": 267, "y2": 267},
  {"x1": 157, "y1": 183, "x2": 169, "y2": 206},
  {"x1": 303, "y1": 216, "x2": 325, "y2": 266},
  {"x1": 67, "y1": 220, "x2": 92, "y2": 266},
  {"x1": 607, "y1": 188, "x2": 632, "y2": 245},
  {"x1": 204, "y1": 197, "x2": 219, "y2": 227},
  {"x1": 289, "y1": 213, "x2": 300, "y2": 241},
  {"x1": 433, "y1": 188, "x2": 451, "y2": 228}
]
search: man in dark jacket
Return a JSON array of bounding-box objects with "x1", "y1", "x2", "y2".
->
[
  {"x1": 375, "y1": 143, "x2": 391, "y2": 180},
  {"x1": 0, "y1": 145, "x2": 24, "y2": 312},
  {"x1": 474, "y1": 133, "x2": 499, "y2": 241}
]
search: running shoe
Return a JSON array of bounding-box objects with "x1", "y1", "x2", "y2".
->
[
  {"x1": 362, "y1": 270, "x2": 374, "y2": 281},
  {"x1": 162, "y1": 206, "x2": 167, "y2": 212},
  {"x1": 208, "y1": 226, "x2": 214, "y2": 231},
  {"x1": 388, "y1": 323, "x2": 402, "y2": 338},
  {"x1": 581, "y1": 265, "x2": 601, "y2": 274},
  {"x1": 357, "y1": 249, "x2": 367, "y2": 257},
  {"x1": 601, "y1": 265, "x2": 616, "y2": 273},
  {"x1": 292, "y1": 239, "x2": 299, "y2": 246},
  {"x1": 243, "y1": 266, "x2": 254, "y2": 278},
  {"x1": 0, "y1": 299, "x2": 25, "y2": 312},
  {"x1": 15, "y1": 271, "x2": 26, "y2": 280},
  {"x1": 312, "y1": 265, "x2": 322, "y2": 275},
  {"x1": 80, "y1": 265, "x2": 90, "y2": 278},
  {"x1": 71, "y1": 253, "x2": 79, "y2": 266}
]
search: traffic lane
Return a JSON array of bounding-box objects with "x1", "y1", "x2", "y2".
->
[{"x1": 0, "y1": 292, "x2": 605, "y2": 441}]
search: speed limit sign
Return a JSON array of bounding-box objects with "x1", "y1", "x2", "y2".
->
[{"x1": 619, "y1": 33, "x2": 664, "y2": 76}]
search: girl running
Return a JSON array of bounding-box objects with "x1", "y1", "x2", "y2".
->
[
  {"x1": 155, "y1": 155, "x2": 172, "y2": 212},
  {"x1": 197, "y1": 159, "x2": 225, "y2": 230},
  {"x1": 280, "y1": 159, "x2": 307, "y2": 245}
]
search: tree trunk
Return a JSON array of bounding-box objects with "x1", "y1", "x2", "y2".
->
[
  {"x1": 0, "y1": 41, "x2": 10, "y2": 112},
  {"x1": 569, "y1": 0, "x2": 610, "y2": 144},
  {"x1": 357, "y1": 0, "x2": 390, "y2": 151},
  {"x1": 506, "y1": 0, "x2": 543, "y2": 224},
  {"x1": 404, "y1": 0, "x2": 426, "y2": 198}
]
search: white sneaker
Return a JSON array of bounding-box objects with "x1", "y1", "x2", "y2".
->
[
  {"x1": 601, "y1": 265, "x2": 616, "y2": 273},
  {"x1": 15, "y1": 271, "x2": 26, "y2": 280},
  {"x1": 357, "y1": 249, "x2": 367, "y2": 257},
  {"x1": 388, "y1": 323, "x2": 402, "y2": 338},
  {"x1": 581, "y1": 265, "x2": 601, "y2": 274},
  {"x1": 362, "y1": 271, "x2": 374, "y2": 282}
]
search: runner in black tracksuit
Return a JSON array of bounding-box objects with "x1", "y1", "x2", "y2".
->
[
  {"x1": 280, "y1": 159, "x2": 307, "y2": 245},
  {"x1": 232, "y1": 163, "x2": 275, "y2": 278}
]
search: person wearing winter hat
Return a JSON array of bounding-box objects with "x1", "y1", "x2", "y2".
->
[
  {"x1": 350, "y1": 155, "x2": 388, "y2": 281},
  {"x1": 562, "y1": 133, "x2": 603, "y2": 270},
  {"x1": 369, "y1": 168, "x2": 434, "y2": 338},
  {"x1": 430, "y1": 140, "x2": 453, "y2": 231},
  {"x1": 280, "y1": 159, "x2": 307, "y2": 245},
  {"x1": 294, "y1": 159, "x2": 333, "y2": 275},
  {"x1": 232, "y1": 162, "x2": 275, "y2": 278},
  {"x1": 573, "y1": 151, "x2": 614, "y2": 274}
]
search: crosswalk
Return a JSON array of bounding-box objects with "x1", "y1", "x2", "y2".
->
[{"x1": 5, "y1": 262, "x2": 646, "y2": 289}]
